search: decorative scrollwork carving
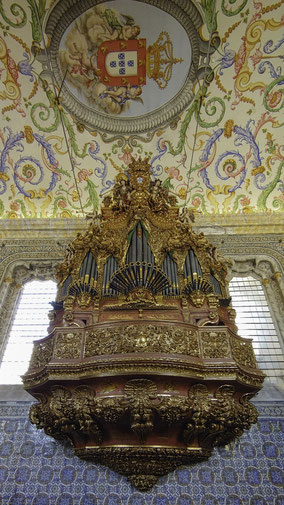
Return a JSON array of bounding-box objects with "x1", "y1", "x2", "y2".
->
[
  {"x1": 183, "y1": 383, "x2": 259, "y2": 450},
  {"x1": 239, "y1": 392, "x2": 258, "y2": 429},
  {"x1": 29, "y1": 339, "x2": 53, "y2": 370},
  {"x1": 54, "y1": 332, "x2": 82, "y2": 359},
  {"x1": 156, "y1": 396, "x2": 189, "y2": 425},
  {"x1": 30, "y1": 386, "x2": 103, "y2": 444},
  {"x1": 28, "y1": 377, "x2": 260, "y2": 489},
  {"x1": 73, "y1": 386, "x2": 102, "y2": 442},
  {"x1": 201, "y1": 331, "x2": 231, "y2": 358},
  {"x1": 94, "y1": 397, "x2": 125, "y2": 423},
  {"x1": 29, "y1": 394, "x2": 50, "y2": 432},
  {"x1": 183, "y1": 384, "x2": 211, "y2": 445},
  {"x1": 49, "y1": 386, "x2": 77, "y2": 434},
  {"x1": 76, "y1": 446, "x2": 206, "y2": 491},
  {"x1": 204, "y1": 384, "x2": 240, "y2": 448},
  {"x1": 85, "y1": 324, "x2": 200, "y2": 357},
  {"x1": 30, "y1": 388, "x2": 77, "y2": 442},
  {"x1": 230, "y1": 335, "x2": 257, "y2": 369}
]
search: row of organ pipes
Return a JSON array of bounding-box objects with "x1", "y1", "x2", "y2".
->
[{"x1": 58, "y1": 222, "x2": 224, "y2": 301}]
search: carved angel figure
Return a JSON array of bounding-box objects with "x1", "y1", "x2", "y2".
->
[
  {"x1": 86, "y1": 210, "x2": 103, "y2": 231},
  {"x1": 149, "y1": 179, "x2": 169, "y2": 212},
  {"x1": 113, "y1": 178, "x2": 131, "y2": 211},
  {"x1": 180, "y1": 207, "x2": 195, "y2": 224}
]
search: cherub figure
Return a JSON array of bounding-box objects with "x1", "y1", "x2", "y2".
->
[
  {"x1": 102, "y1": 195, "x2": 112, "y2": 208},
  {"x1": 113, "y1": 177, "x2": 131, "y2": 211},
  {"x1": 72, "y1": 233, "x2": 85, "y2": 251},
  {"x1": 64, "y1": 244, "x2": 75, "y2": 263},
  {"x1": 149, "y1": 179, "x2": 169, "y2": 212},
  {"x1": 86, "y1": 210, "x2": 103, "y2": 230},
  {"x1": 99, "y1": 84, "x2": 143, "y2": 106},
  {"x1": 180, "y1": 207, "x2": 195, "y2": 224}
]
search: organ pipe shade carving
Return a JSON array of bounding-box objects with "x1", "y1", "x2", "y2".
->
[
  {"x1": 23, "y1": 157, "x2": 264, "y2": 491},
  {"x1": 60, "y1": 274, "x2": 72, "y2": 299},
  {"x1": 210, "y1": 272, "x2": 222, "y2": 296},
  {"x1": 183, "y1": 248, "x2": 212, "y2": 296},
  {"x1": 109, "y1": 262, "x2": 171, "y2": 295},
  {"x1": 126, "y1": 222, "x2": 154, "y2": 264}
]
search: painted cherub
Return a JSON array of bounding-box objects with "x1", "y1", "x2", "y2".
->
[
  {"x1": 99, "y1": 84, "x2": 143, "y2": 106},
  {"x1": 82, "y1": 6, "x2": 140, "y2": 47},
  {"x1": 101, "y1": 8, "x2": 140, "y2": 40}
]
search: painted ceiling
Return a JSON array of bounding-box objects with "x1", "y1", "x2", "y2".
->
[{"x1": 0, "y1": 0, "x2": 283, "y2": 220}]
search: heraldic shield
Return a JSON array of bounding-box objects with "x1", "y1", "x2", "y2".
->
[{"x1": 97, "y1": 39, "x2": 146, "y2": 86}]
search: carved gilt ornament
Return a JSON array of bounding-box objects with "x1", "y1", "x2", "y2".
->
[{"x1": 23, "y1": 158, "x2": 264, "y2": 490}]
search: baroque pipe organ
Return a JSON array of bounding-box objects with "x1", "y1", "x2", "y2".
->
[{"x1": 23, "y1": 158, "x2": 264, "y2": 491}]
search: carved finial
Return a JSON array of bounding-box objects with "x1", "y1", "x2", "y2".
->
[{"x1": 128, "y1": 156, "x2": 151, "y2": 191}]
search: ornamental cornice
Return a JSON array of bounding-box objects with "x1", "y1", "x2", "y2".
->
[
  {"x1": 218, "y1": 241, "x2": 284, "y2": 272},
  {"x1": 0, "y1": 218, "x2": 85, "y2": 240},
  {"x1": 194, "y1": 213, "x2": 284, "y2": 235},
  {"x1": 0, "y1": 213, "x2": 283, "y2": 239}
]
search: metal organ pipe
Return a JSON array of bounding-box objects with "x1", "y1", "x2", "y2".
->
[
  {"x1": 61, "y1": 274, "x2": 72, "y2": 299},
  {"x1": 210, "y1": 273, "x2": 222, "y2": 295},
  {"x1": 105, "y1": 256, "x2": 120, "y2": 296},
  {"x1": 162, "y1": 254, "x2": 179, "y2": 296}
]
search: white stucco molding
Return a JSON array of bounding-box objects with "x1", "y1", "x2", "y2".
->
[
  {"x1": 0, "y1": 258, "x2": 58, "y2": 360},
  {"x1": 226, "y1": 254, "x2": 284, "y2": 355}
]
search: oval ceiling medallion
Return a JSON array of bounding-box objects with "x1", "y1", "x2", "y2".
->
[{"x1": 44, "y1": 0, "x2": 217, "y2": 135}]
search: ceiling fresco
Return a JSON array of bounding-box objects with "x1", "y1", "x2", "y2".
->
[
  {"x1": 56, "y1": 1, "x2": 191, "y2": 119},
  {"x1": 0, "y1": 0, "x2": 283, "y2": 220},
  {"x1": 44, "y1": 0, "x2": 212, "y2": 134}
]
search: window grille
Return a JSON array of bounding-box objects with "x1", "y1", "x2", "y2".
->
[
  {"x1": 229, "y1": 276, "x2": 284, "y2": 386},
  {"x1": 0, "y1": 279, "x2": 57, "y2": 384},
  {"x1": 1, "y1": 276, "x2": 283, "y2": 386}
]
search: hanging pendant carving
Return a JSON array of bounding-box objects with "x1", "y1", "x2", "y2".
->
[{"x1": 29, "y1": 380, "x2": 258, "y2": 491}]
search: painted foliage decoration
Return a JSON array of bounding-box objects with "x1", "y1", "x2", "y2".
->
[{"x1": 0, "y1": 0, "x2": 283, "y2": 219}]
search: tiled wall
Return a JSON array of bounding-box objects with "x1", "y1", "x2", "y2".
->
[{"x1": 0, "y1": 402, "x2": 283, "y2": 505}]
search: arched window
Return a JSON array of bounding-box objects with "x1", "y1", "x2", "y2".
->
[
  {"x1": 229, "y1": 276, "x2": 284, "y2": 387},
  {"x1": 0, "y1": 279, "x2": 57, "y2": 384}
]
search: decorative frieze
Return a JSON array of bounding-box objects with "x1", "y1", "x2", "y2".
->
[{"x1": 85, "y1": 324, "x2": 200, "y2": 357}]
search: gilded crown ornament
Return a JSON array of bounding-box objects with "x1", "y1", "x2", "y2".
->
[
  {"x1": 146, "y1": 31, "x2": 184, "y2": 89},
  {"x1": 23, "y1": 158, "x2": 264, "y2": 491}
]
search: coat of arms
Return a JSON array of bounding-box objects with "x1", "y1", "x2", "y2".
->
[{"x1": 59, "y1": 5, "x2": 183, "y2": 115}]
